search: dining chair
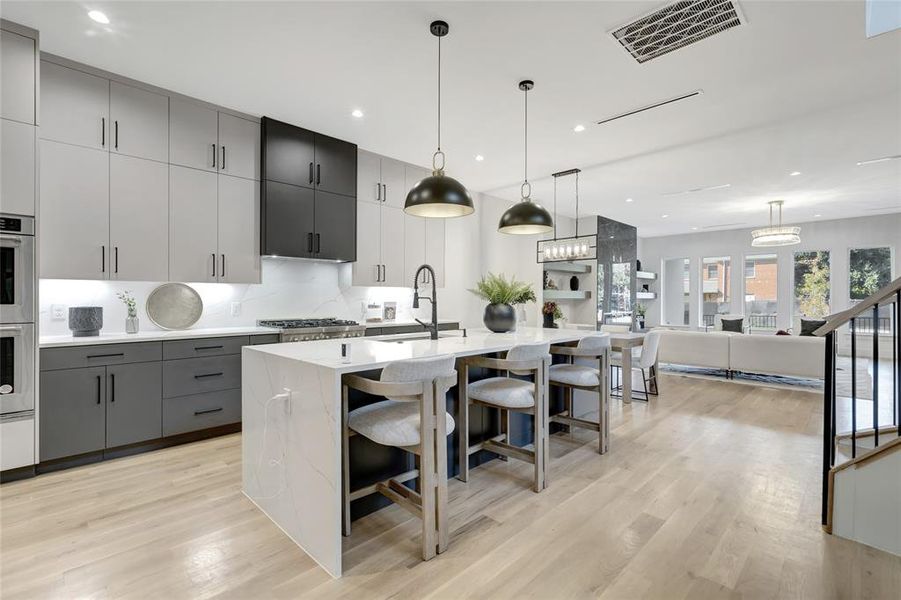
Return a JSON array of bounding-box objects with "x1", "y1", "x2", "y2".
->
[{"x1": 611, "y1": 330, "x2": 661, "y2": 401}]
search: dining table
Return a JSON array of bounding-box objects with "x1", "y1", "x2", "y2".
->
[{"x1": 607, "y1": 331, "x2": 658, "y2": 403}]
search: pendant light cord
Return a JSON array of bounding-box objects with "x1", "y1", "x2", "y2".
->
[
  {"x1": 575, "y1": 171, "x2": 580, "y2": 237},
  {"x1": 437, "y1": 35, "x2": 441, "y2": 152},
  {"x1": 524, "y1": 85, "x2": 528, "y2": 189}
]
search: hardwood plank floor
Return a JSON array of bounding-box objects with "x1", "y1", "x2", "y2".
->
[{"x1": 2, "y1": 374, "x2": 899, "y2": 599}]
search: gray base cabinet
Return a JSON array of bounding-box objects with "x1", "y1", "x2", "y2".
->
[
  {"x1": 106, "y1": 362, "x2": 162, "y2": 448},
  {"x1": 39, "y1": 366, "x2": 107, "y2": 461}
]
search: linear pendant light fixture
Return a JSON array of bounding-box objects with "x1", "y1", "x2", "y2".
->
[
  {"x1": 404, "y1": 20, "x2": 474, "y2": 218},
  {"x1": 498, "y1": 80, "x2": 554, "y2": 234},
  {"x1": 537, "y1": 169, "x2": 597, "y2": 263},
  {"x1": 751, "y1": 200, "x2": 801, "y2": 247}
]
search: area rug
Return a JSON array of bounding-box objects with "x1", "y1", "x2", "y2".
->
[{"x1": 660, "y1": 364, "x2": 822, "y2": 391}]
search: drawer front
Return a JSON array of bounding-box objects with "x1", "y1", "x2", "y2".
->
[
  {"x1": 364, "y1": 328, "x2": 382, "y2": 337},
  {"x1": 40, "y1": 342, "x2": 162, "y2": 371},
  {"x1": 162, "y1": 389, "x2": 240, "y2": 436},
  {"x1": 249, "y1": 334, "x2": 280, "y2": 345},
  {"x1": 163, "y1": 355, "x2": 241, "y2": 398},
  {"x1": 162, "y1": 336, "x2": 248, "y2": 360}
]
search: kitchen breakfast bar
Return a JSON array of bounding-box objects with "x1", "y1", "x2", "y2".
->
[{"x1": 241, "y1": 327, "x2": 607, "y2": 577}]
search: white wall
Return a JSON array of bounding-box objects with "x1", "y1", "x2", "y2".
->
[{"x1": 639, "y1": 214, "x2": 901, "y2": 331}]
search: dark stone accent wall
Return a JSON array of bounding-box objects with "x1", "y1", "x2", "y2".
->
[{"x1": 596, "y1": 216, "x2": 638, "y2": 329}]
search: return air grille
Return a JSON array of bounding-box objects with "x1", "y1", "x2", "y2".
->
[{"x1": 612, "y1": 0, "x2": 744, "y2": 64}]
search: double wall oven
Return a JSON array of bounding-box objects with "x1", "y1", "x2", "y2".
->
[{"x1": 0, "y1": 214, "x2": 35, "y2": 420}]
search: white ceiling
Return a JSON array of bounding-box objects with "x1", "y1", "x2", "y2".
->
[{"x1": 3, "y1": 0, "x2": 899, "y2": 237}]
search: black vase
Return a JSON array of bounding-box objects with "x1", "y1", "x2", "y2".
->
[
  {"x1": 483, "y1": 303, "x2": 516, "y2": 333},
  {"x1": 543, "y1": 313, "x2": 557, "y2": 328},
  {"x1": 569, "y1": 275, "x2": 579, "y2": 291}
]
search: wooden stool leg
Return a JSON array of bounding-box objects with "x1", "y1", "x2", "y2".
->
[
  {"x1": 419, "y1": 383, "x2": 437, "y2": 560},
  {"x1": 564, "y1": 386, "x2": 573, "y2": 434},
  {"x1": 598, "y1": 351, "x2": 609, "y2": 455},
  {"x1": 433, "y1": 380, "x2": 449, "y2": 554},
  {"x1": 532, "y1": 363, "x2": 548, "y2": 492},
  {"x1": 457, "y1": 361, "x2": 470, "y2": 483},
  {"x1": 341, "y1": 384, "x2": 352, "y2": 537},
  {"x1": 498, "y1": 408, "x2": 509, "y2": 461}
]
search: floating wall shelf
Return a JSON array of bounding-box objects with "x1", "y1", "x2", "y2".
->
[
  {"x1": 543, "y1": 262, "x2": 592, "y2": 274},
  {"x1": 636, "y1": 271, "x2": 657, "y2": 281},
  {"x1": 543, "y1": 290, "x2": 592, "y2": 301},
  {"x1": 636, "y1": 291, "x2": 657, "y2": 300}
]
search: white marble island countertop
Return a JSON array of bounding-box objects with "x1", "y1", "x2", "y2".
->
[
  {"x1": 40, "y1": 326, "x2": 280, "y2": 348},
  {"x1": 241, "y1": 326, "x2": 603, "y2": 578}
]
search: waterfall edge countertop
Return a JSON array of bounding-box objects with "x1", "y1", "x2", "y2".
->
[
  {"x1": 241, "y1": 326, "x2": 605, "y2": 578},
  {"x1": 39, "y1": 326, "x2": 281, "y2": 348}
]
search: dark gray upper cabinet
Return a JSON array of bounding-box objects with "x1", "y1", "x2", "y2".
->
[
  {"x1": 262, "y1": 180, "x2": 315, "y2": 258},
  {"x1": 106, "y1": 362, "x2": 163, "y2": 448},
  {"x1": 314, "y1": 133, "x2": 357, "y2": 197},
  {"x1": 40, "y1": 367, "x2": 107, "y2": 461},
  {"x1": 262, "y1": 117, "x2": 315, "y2": 188},
  {"x1": 314, "y1": 191, "x2": 356, "y2": 262}
]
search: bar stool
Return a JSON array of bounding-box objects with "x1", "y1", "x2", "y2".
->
[
  {"x1": 456, "y1": 342, "x2": 551, "y2": 492},
  {"x1": 341, "y1": 355, "x2": 457, "y2": 561},
  {"x1": 611, "y1": 330, "x2": 662, "y2": 401},
  {"x1": 548, "y1": 335, "x2": 611, "y2": 454}
]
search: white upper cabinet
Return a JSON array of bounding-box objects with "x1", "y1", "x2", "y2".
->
[
  {"x1": 218, "y1": 113, "x2": 260, "y2": 180},
  {"x1": 357, "y1": 150, "x2": 382, "y2": 205},
  {"x1": 109, "y1": 154, "x2": 169, "y2": 281},
  {"x1": 217, "y1": 174, "x2": 261, "y2": 283},
  {"x1": 39, "y1": 140, "x2": 109, "y2": 279},
  {"x1": 380, "y1": 207, "x2": 406, "y2": 287},
  {"x1": 0, "y1": 119, "x2": 36, "y2": 216},
  {"x1": 169, "y1": 165, "x2": 219, "y2": 283},
  {"x1": 169, "y1": 98, "x2": 218, "y2": 172},
  {"x1": 380, "y1": 158, "x2": 407, "y2": 208},
  {"x1": 425, "y1": 218, "x2": 446, "y2": 287},
  {"x1": 353, "y1": 200, "x2": 381, "y2": 286},
  {"x1": 109, "y1": 82, "x2": 169, "y2": 163},
  {"x1": 41, "y1": 61, "x2": 109, "y2": 150},
  {"x1": 1, "y1": 29, "x2": 36, "y2": 124},
  {"x1": 404, "y1": 213, "x2": 426, "y2": 286}
]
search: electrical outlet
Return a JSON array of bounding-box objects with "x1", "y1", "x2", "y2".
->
[
  {"x1": 230, "y1": 302, "x2": 241, "y2": 317},
  {"x1": 51, "y1": 304, "x2": 67, "y2": 320}
]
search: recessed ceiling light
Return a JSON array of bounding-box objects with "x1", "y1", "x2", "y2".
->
[
  {"x1": 88, "y1": 10, "x2": 109, "y2": 24},
  {"x1": 814, "y1": 214, "x2": 822, "y2": 218},
  {"x1": 857, "y1": 154, "x2": 901, "y2": 166},
  {"x1": 351, "y1": 109, "x2": 364, "y2": 118},
  {"x1": 625, "y1": 197, "x2": 633, "y2": 203},
  {"x1": 661, "y1": 214, "x2": 669, "y2": 218},
  {"x1": 573, "y1": 124, "x2": 585, "y2": 132},
  {"x1": 690, "y1": 226, "x2": 698, "y2": 230},
  {"x1": 789, "y1": 171, "x2": 801, "y2": 176},
  {"x1": 475, "y1": 154, "x2": 484, "y2": 162}
]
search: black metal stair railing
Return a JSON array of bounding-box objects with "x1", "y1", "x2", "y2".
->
[{"x1": 817, "y1": 277, "x2": 901, "y2": 526}]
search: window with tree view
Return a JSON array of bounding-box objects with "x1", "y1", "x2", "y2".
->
[
  {"x1": 849, "y1": 246, "x2": 893, "y2": 333},
  {"x1": 793, "y1": 251, "x2": 830, "y2": 319}
]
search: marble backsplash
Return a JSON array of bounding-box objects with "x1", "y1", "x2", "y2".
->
[{"x1": 39, "y1": 258, "x2": 435, "y2": 336}]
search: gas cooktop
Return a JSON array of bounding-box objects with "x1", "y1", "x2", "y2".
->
[
  {"x1": 257, "y1": 318, "x2": 366, "y2": 342},
  {"x1": 258, "y1": 318, "x2": 360, "y2": 329}
]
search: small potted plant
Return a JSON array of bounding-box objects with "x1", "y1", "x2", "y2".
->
[
  {"x1": 470, "y1": 273, "x2": 536, "y2": 333},
  {"x1": 117, "y1": 290, "x2": 139, "y2": 334},
  {"x1": 635, "y1": 304, "x2": 647, "y2": 330},
  {"x1": 542, "y1": 301, "x2": 563, "y2": 328}
]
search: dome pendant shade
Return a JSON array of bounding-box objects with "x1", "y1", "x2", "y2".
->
[
  {"x1": 405, "y1": 173, "x2": 474, "y2": 218},
  {"x1": 498, "y1": 200, "x2": 554, "y2": 234}
]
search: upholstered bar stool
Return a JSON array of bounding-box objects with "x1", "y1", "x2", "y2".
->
[
  {"x1": 341, "y1": 355, "x2": 457, "y2": 561},
  {"x1": 457, "y1": 342, "x2": 551, "y2": 492},
  {"x1": 611, "y1": 330, "x2": 662, "y2": 401},
  {"x1": 548, "y1": 335, "x2": 611, "y2": 454}
]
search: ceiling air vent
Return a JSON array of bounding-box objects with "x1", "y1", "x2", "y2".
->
[{"x1": 611, "y1": 0, "x2": 744, "y2": 64}]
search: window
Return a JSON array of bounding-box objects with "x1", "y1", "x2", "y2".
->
[
  {"x1": 744, "y1": 254, "x2": 777, "y2": 329},
  {"x1": 793, "y1": 251, "x2": 830, "y2": 319},
  {"x1": 849, "y1": 247, "x2": 892, "y2": 300},
  {"x1": 702, "y1": 256, "x2": 731, "y2": 326},
  {"x1": 608, "y1": 262, "x2": 632, "y2": 324},
  {"x1": 663, "y1": 257, "x2": 690, "y2": 326}
]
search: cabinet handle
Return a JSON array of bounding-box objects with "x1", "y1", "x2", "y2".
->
[
  {"x1": 114, "y1": 247, "x2": 118, "y2": 274},
  {"x1": 381, "y1": 264, "x2": 386, "y2": 282},
  {"x1": 194, "y1": 407, "x2": 223, "y2": 416},
  {"x1": 382, "y1": 183, "x2": 387, "y2": 203},
  {"x1": 194, "y1": 372, "x2": 223, "y2": 379},
  {"x1": 309, "y1": 162, "x2": 314, "y2": 185},
  {"x1": 101, "y1": 245, "x2": 106, "y2": 273},
  {"x1": 114, "y1": 120, "x2": 119, "y2": 149},
  {"x1": 221, "y1": 254, "x2": 226, "y2": 278},
  {"x1": 316, "y1": 164, "x2": 321, "y2": 186},
  {"x1": 221, "y1": 145, "x2": 226, "y2": 170},
  {"x1": 212, "y1": 253, "x2": 217, "y2": 278},
  {"x1": 307, "y1": 233, "x2": 313, "y2": 253},
  {"x1": 101, "y1": 117, "x2": 105, "y2": 147},
  {"x1": 212, "y1": 144, "x2": 217, "y2": 168},
  {"x1": 375, "y1": 264, "x2": 380, "y2": 282},
  {"x1": 314, "y1": 233, "x2": 320, "y2": 254},
  {"x1": 194, "y1": 345, "x2": 224, "y2": 351},
  {"x1": 96, "y1": 375, "x2": 102, "y2": 404},
  {"x1": 376, "y1": 183, "x2": 382, "y2": 202},
  {"x1": 87, "y1": 352, "x2": 124, "y2": 359},
  {"x1": 110, "y1": 373, "x2": 115, "y2": 402}
]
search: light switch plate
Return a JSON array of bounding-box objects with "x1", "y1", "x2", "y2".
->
[
  {"x1": 51, "y1": 304, "x2": 66, "y2": 320},
  {"x1": 230, "y1": 302, "x2": 241, "y2": 317}
]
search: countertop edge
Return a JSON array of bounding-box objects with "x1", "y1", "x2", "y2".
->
[{"x1": 40, "y1": 327, "x2": 281, "y2": 348}]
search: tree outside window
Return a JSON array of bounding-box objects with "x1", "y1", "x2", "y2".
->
[
  {"x1": 849, "y1": 247, "x2": 892, "y2": 300},
  {"x1": 794, "y1": 251, "x2": 830, "y2": 319}
]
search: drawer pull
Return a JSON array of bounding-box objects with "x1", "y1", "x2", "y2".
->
[
  {"x1": 194, "y1": 407, "x2": 223, "y2": 416},
  {"x1": 87, "y1": 352, "x2": 125, "y2": 359},
  {"x1": 194, "y1": 372, "x2": 224, "y2": 379},
  {"x1": 194, "y1": 345, "x2": 224, "y2": 351}
]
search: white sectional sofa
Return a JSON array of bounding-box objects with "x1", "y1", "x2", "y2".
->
[{"x1": 656, "y1": 329, "x2": 824, "y2": 379}]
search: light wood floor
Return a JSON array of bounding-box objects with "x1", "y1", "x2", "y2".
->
[{"x1": 2, "y1": 374, "x2": 899, "y2": 599}]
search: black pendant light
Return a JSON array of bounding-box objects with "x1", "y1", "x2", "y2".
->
[
  {"x1": 498, "y1": 80, "x2": 554, "y2": 235},
  {"x1": 404, "y1": 20, "x2": 474, "y2": 218}
]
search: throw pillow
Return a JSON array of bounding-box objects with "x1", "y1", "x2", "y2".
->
[
  {"x1": 721, "y1": 318, "x2": 743, "y2": 333},
  {"x1": 776, "y1": 329, "x2": 790, "y2": 336},
  {"x1": 800, "y1": 318, "x2": 827, "y2": 336}
]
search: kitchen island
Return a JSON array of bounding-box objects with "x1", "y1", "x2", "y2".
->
[{"x1": 242, "y1": 326, "x2": 603, "y2": 577}]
